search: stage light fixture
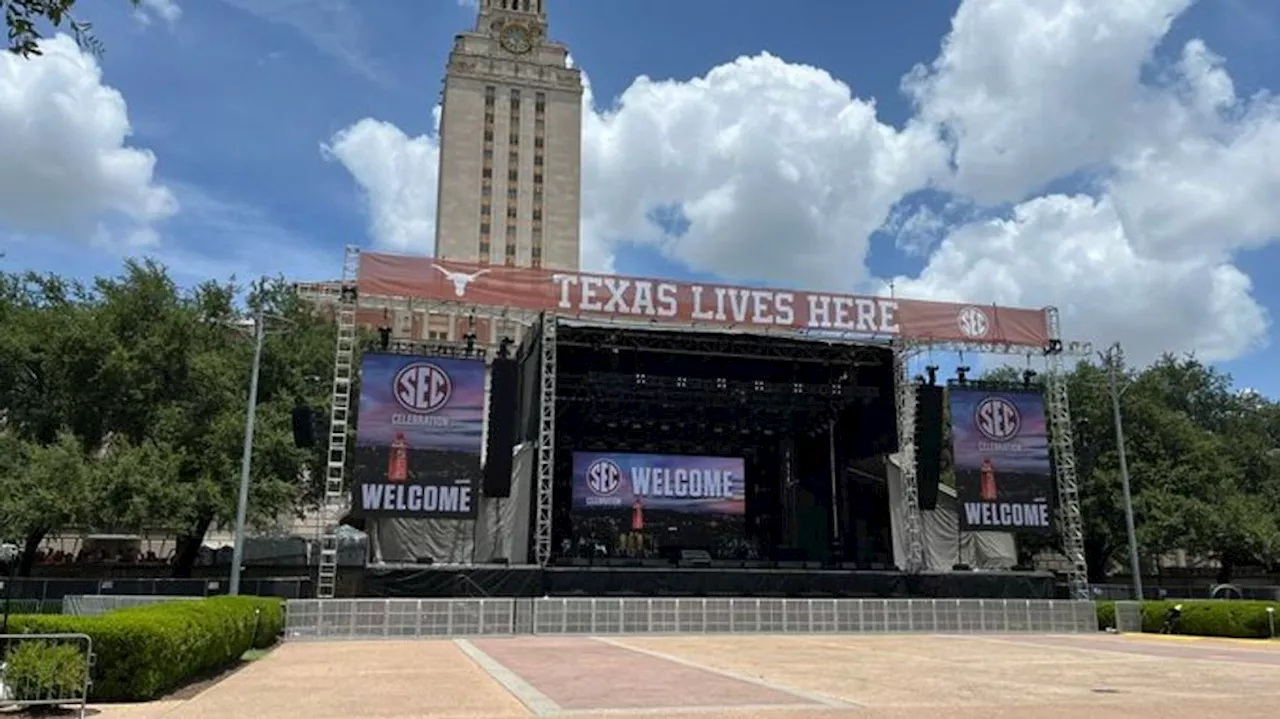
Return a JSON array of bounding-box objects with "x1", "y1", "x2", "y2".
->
[
  {"x1": 498, "y1": 336, "x2": 514, "y2": 358},
  {"x1": 464, "y1": 332, "x2": 477, "y2": 356},
  {"x1": 925, "y1": 365, "x2": 939, "y2": 385},
  {"x1": 339, "y1": 285, "x2": 358, "y2": 303},
  {"x1": 1022, "y1": 369, "x2": 1038, "y2": 387},
  {"x1": 955, "y1": 366, "x2": 971, "y2": 384},
  {"x1": 377, "y1": 326, "x2": 391, "y2": 350}
]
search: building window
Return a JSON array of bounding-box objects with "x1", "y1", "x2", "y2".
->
[
  {"x1": 482, "y1": 167, "x2": 492, "y2": 179},
  {"x1": 509, "y1": 133, "x2": 519, "y2": 145},
  {"x1": 480, "y1": 222, "x2": 491, "y2": 234},
  {"x1": 485, "y1": 111, "x2": 494, "y2": 124},
  {"x1": 506, "y1": 224, "x2": 517, "y2": 237},
  {"x1": 532, "y1": 208, "x2": 541, "y2": 221},
  {"x1": 533, "y1": 189, "x2": 543, "y2": 202},
  {"x1": 484, "y1": 130, "x2": 494, "y2": 142},
  {"x1": 507, "y1": 206, "x2": 518, "y2": 218},
  {"x1": 509, "y1": 151, "x2": 518, "y2": 164},
  {"x1": 482, "y1": 185, "x2": 492, "y2": 197},
  {"x1": 484, "y1": 148, "x2": 493, "y2": 160},
  {"x1": 534, "y1": 137, "x2": 544, "y2": 149},
  {"x1": 534, "y1": 155, "x2": 544, "y2": 167},
  {"x1": 535, "y1": 119, "x2": 545, "y2": 131},
  {"x1": 508, "y1": 187, "x2": 518, "y2": 199},
  {"x1": 534, "y1": 173, "x2": 543, "y2": 184},
  {"x1": 535, "y1": 93, "x2": 546, "y2": 112},
  {"x1": 479, "y1": 242, "x2": 490, "y2": 256},
  {"x1": 481, "y1": 203, "x2": 491, "y2": 215},
  {"x1": 507, "y1": 169, "x2": 518, "y2": 182}
]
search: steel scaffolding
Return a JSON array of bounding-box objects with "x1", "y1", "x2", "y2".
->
[
  {"x1": 534, "y1": 313, "x2": 557, "y2": 565},
  {"x1": 315, "y1": 245, "x2": 360, "y2": 599}
]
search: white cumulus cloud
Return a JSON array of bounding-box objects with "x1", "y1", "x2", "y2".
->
[
  {"x1": 327, "y1": 0, "x2": 1280, "y2": 364},
  {"x1": 137, "y1": 0, "x2": 182, "y2": 26},
  {"x1": 0, "y1": 35, "x2": 177, "y2": 246}
]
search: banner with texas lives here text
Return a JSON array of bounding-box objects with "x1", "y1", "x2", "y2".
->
[
  {"x1": 948, "y1": 388, "x2": 1055, "y2": 534},
  {"x1": 351, "y1": 354, "x2": 485, "y2": 519}
]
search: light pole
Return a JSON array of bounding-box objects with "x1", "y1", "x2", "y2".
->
[
  {"x1": 1102, "y1": 343, "x2": 1143, "y2": 601},
  {"x1": 229, "y1": 307, "x2": 266, "y2": 596}
]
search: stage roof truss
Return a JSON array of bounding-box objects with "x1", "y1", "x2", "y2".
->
[{"x1": 556, "y1": 322, "x2": 892, "y2": 365}]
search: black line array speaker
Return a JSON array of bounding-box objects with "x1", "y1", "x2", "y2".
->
[
  {"x1": 483, "y1": 358, "x2": 519, "y2": 498},
  {"x1": 914, "y1": 385, "x2": 945, "y2": 510},
  {"x1": 291, "y1": 406, "x2": 317, "y2": 449}
]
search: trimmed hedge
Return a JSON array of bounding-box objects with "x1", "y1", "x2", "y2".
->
[
  {"x1": 1094, "y1": 599, "x2": 1279, "y2": 639},
  {"x1": 7, "y1": 595, "x2": 284, "y2": 701}
]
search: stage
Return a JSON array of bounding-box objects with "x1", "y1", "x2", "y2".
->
[{"x1": 359, "y1": 564, "x2": 1057, "y2": 599}]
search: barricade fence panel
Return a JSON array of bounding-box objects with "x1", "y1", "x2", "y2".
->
[
  {"x1": 1114, "y1": 601, "x2": 1143, "y2": 633},
  {"x1": 62, "y1": 595, "x2": 188, "y2": 617},
  {"x1": 0, "y1": 633, "x2": 94, "y2": 719},
  {"x1": 284, "y1": 598, "x2": 1097, "y2": 640}
]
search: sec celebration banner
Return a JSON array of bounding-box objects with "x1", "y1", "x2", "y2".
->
[
  {"x1": 351, "y1": 353, "x2": 485, "y2": 519},
  {"x1": 948, "y1": 387, "x2": 1055, "y2": 534},
  {"x1": 571, "y1": 452, "x2": 746, "y2": 515}
]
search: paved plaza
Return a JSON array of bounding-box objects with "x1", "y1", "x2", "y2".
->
[{"x1": 96, "y1": 633, "x2": 1280, "y2": 719}]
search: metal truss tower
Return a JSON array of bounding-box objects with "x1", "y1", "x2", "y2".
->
[
  {"x1": 893, "y1": 349, "x2": 926, "y2": 572},
  {"x1": 1043, "y1": 308, "x2": 1090, "y2": 600},
  {"x1": 534, "y1": 313, "x2": 558, "y2": 566},
  {"x1": 315, "y1": 245, "x2": 360, "y2": 599}
]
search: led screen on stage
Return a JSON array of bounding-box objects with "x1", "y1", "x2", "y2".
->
[
  {"x1": 948, "y1": 388, "x2": 1054, "y2": 534},
  {"x1": 350, "y1": 353, "x2": 485, "y2": 519},
  {"x1": 571, "y1": 452, "x2": 746, "y2": 515}
]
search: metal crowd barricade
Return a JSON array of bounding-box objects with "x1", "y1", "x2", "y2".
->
[
  {"x1": 284, "y1": 598, "x2": 519, "y2": 640},
  {"x1": 284, "y1": 597, "x2": 1096, "y2": 640},
  {"x1": 62, "y1": 595, "x2": 187, "y2": 617},
  {"x1": 0, "y1": 633, "x2": 94, "y2": 719},
  {"x1": 1113, "y1": 600, "x2": 1143, "y2": 633}
]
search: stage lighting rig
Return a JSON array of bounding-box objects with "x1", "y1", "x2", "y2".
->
[
  {"x1": 498, "y1": 336, "x2": 514, "y2": 359},
  {"x1": 464, "y1": 332, "x2": 477, "y2": 356},
  {"x1": 339, "y1": 284, "x2": 358, "y2": 303},
  {"x1": 955, "y1": 366, "x2": 971, "y2": 384},
  {"x1": 925, "y1": 365, "x2": 939, "y2": 386},
  {"x1": 377, "y1": 326, "x2": 391, "y2": 351},
  {"x1": 1022, "y1": 369, "x2": 1038, "y2": 387},
  {"x1": 1043, "y1": 339, "x2": 1063, "y2": 355}
]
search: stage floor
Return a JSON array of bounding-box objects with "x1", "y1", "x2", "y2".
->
[{"x1": 93, "y1": 634, "x2": 1280, "y2": 718}]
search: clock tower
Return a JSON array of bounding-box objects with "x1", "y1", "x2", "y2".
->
[{"x1": 433, "y1": 0, "x2": 582, "y2": 285}]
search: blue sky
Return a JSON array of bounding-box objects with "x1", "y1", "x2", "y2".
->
[{"x1": 2, "y1": 0, "x2": 1279, "y2": 395}]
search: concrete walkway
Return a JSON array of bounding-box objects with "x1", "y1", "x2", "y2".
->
[{"x1": 93, "y1": 634, "x2": 1280, "y2": 719}]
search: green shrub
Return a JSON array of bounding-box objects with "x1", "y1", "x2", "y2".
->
[
  {"x1": 1095, "y1": 599, "x2": 1280, "y2": 639},
  {"x1": 1095, "y1": 600, "x2": 1116, "y2": 631},
  {"x1": 8, "y1": 595, "x2": 284, "y2": 701},
  {"x1": 3, "y1": 638, "x2": 90, "y2": 703}
]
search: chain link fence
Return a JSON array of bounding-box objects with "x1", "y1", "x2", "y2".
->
[
  {"x1": 0, "y1": 633, "x2": 93, "y2": 719},
  {"x1": 285, "y1": 597, "x2": 1097, "y2": 640}
]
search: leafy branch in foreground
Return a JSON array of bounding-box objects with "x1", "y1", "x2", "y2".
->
[{"x1": 5, "y1": 0, "x2": 140, "y2": 57}]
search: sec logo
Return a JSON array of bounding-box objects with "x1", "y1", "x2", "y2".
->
[
  {"x1": 974, "y1": 396, "x2": 1021, "y2": 442},
  {"x1": 393, "y1": 362, "x2": 452, "y2": 414},
  {"x1": 586, "y1": 459, "x2": 622, "y2": 496},
  {"x1": 957, "y1": 306, "x2": 990, "y2": 339}
]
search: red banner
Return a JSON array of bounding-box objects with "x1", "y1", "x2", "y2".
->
[{"x1": 356, "y1": 252, "x2": 1051, "y2": 346}]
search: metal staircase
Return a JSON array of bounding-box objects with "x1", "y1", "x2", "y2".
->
[{"x1": 315, "y1": 245, "x2": 360, "y2": 599}]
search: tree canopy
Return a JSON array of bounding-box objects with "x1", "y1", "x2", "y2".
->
[
  {"x1": 4, "y1": 0, "x2": 139, "y2": 56},
  {"x1": 991, "y1": 355, "x2": 1280, "y2": 583},
  {"x1": 0, "y1": 260, "x2": 334, "y2": 575}
]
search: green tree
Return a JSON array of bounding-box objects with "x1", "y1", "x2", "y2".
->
[
  {"x1": 0, "y1": 261, "x2": 335, "y2": 576},
  {"x1": 4, "y1": 0, "x2": 139, "y2": 56}
]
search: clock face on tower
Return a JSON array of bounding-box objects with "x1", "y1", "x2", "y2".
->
[{"x1": 500, "y1": 24, "x2": 533, "y2": 54}]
